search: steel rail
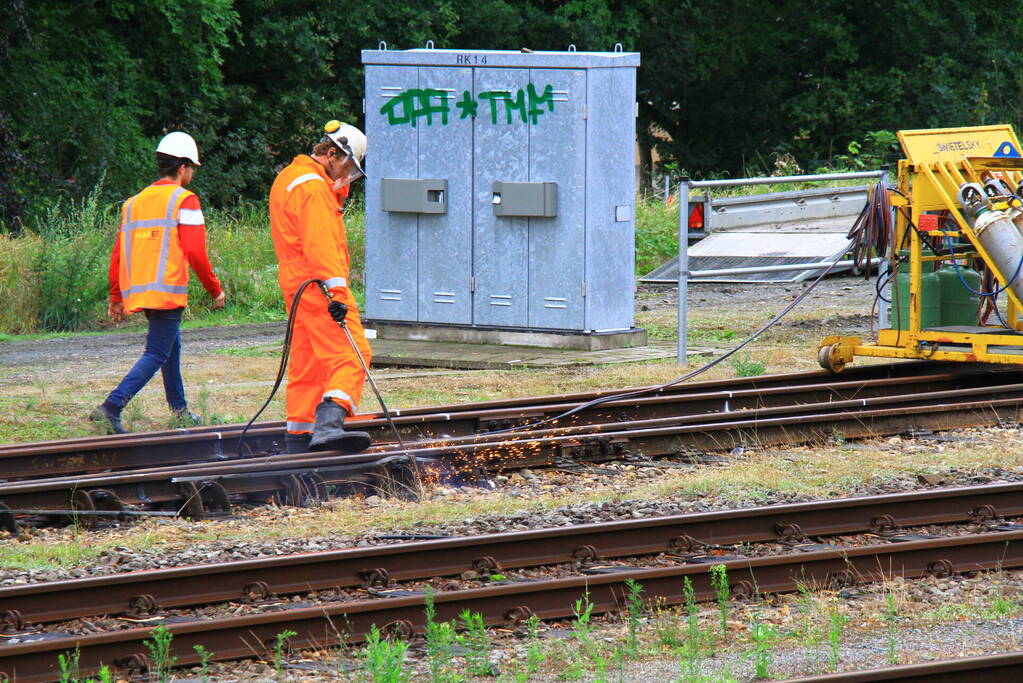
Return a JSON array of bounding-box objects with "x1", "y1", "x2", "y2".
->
[
  {"x1": 2, "y1": 531, "x2": 1022, "y2": 683},
  {"x1": 0, "y1": 362, "x2": 1005, "y2": 481},
  {"x1": 779, "y1": 651, "x2": 1023, "y2": 681},
  {"x1": 1, "y1": 481, "x2": 1021, "y2": 628},
  {"x1": 2, "y1": 387, "x2": 1023, "y2": 525}
]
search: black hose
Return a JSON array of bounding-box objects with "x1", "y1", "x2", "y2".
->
[{"x1": 236, "y1": 278, "x2": 323, "y2": 457}]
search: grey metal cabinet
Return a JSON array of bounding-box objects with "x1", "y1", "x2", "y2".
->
[{"x1": 363, "y1": 48, "x2": 639, "y2": 334}]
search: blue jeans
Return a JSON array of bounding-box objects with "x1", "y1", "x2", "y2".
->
[{"x1": 106, "y1": 307, "x2": 187, "y2": 412}]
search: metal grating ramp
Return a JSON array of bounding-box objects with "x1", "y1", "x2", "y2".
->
[{"x1": 641, "y1": 232, "x2": 856, "y2": 284}]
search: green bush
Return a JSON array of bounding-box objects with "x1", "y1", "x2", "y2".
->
[
  {"x1": 29, "y1": 189, "x2": 116, "y2": 332},
  {"x1": 634, "y1": 198, "x2": 679, "y2": 277}
]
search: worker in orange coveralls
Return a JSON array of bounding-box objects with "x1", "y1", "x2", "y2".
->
[{"x1": 269, "y1": 120, "x2": 372, "y2": 454}]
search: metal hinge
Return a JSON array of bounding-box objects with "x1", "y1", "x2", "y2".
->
[
  {"x1": 470, "y1": 276, "x2": 476, "y2": 293},
  {"x1": 581, "y1": 281, "x2": 587, "y2": 297},
  {"x1": 583, "y1": 105, "x2": 588, "y2": 120},
  {"x1": 362, "y1": 98, "x2": 366, "y2": 114}
]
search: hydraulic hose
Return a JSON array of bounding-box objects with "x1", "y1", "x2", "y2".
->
[
  {"x1": 236, "y1": 278, "x2": 323, "y2": 457},
  {"x1": 237, "y1": 274, "x2": 417, "y2": 492}
]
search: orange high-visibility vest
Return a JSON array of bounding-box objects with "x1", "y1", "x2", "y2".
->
[{"x1": 118, "y1": 184, "x2": 194, "y2": 312}]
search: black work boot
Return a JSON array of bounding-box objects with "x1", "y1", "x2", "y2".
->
[
  {"x1": 284, "y1": 433, "x2": 312, "y2": 455},
  {"x1": 90, "y1": 402, "x2": 126, "y2": 434},
  {"x1": 308, "y1": 399, "x2": 371, "y2": 453}
]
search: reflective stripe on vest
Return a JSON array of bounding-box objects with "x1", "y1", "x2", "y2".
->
[{"x1": 121, "y1": 187, "x2": 187, "y2": 300}]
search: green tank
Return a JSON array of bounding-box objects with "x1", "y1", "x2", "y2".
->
[
  {"x1": 936, "y1": 263, "x2": 981, "y2": 326},
  {"x1": 890, "y1": 251, "x2": 942, "y2": 330}
]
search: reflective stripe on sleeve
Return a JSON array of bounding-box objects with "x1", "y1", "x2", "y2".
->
[
  {"x1": 177, "y1": 208, "x2": 204, "y2": 225},
  {"x1": 323, "y1": 277, "x2": 347, "y2": 289},
  {"x1": 287, "y1": 173, "x2": 326, "y2": 193}
]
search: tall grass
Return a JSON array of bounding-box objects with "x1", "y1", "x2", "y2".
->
[{"x1": 2, "y1": 190, "x2": 663, "y2": 335}]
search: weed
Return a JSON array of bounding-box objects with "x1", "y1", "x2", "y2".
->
[
  {"x1": 271, "y1": 629, "x2": 297, "y2": 682},
  {"x1": 710, "y1": 564, "x2": 730, "y2": 636},
  {"x1": 884, "y1": 591, "x2": 899, "y2": 665},
  {"x1": 989, "y1": 566, "x2": 1019, "y2": 618},
  {"x1": 196, "y1": 387, "x2": 211, "y2": 426},
  {"x1": 362, "y1": 625, "x2": 410, "y2": 683},
  {"x1": 143, "y1": 625, "x2": 176, "y2": 683},
  {"x1": 678, "y1": 576, "x2": 704, "y2": 678},
  {"x1": 827, "y1": 609, "x2": 847, "y2": 672},
  {"x1": 193, "y1": 644, "x2": 212, "y2": 683},
  {"x1": 749, "y1": 618, "x2": 776, "y2": 679},
  {"x1": 57, "y1": 648, "x2": 82, "y2": 683},
  {"x1": 423, "y1": 587, "x2": 463, "y2": 683},
  {"x1": 729, "y1": 352, "x2": 765, "y2": 377},
  {"x1": 458, "y1": 610, "x2": 496, "y2": 677},
  {"x1": 123, "y1": 399, "x2": 144, "y2": 433},
  {"x1": 558, "y1": 591, "x2": 598, "y2": 680},
  {"x1": 624, "y1": 578, "x2": 645, "y2": 657}
]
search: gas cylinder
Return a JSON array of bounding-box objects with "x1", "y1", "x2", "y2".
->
[
  {"x1": 971, "y1": 209, "x2": 1023, "y2": 304},
  {"x1": 890, "y1": 251, "x2": 942, "y2": 330},
  {"x1": 936, "y1": 262, "x2": 981, "y2": 326}
]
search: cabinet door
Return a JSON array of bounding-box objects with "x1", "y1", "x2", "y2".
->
[
  {"x1": 364, "y1": 65, "x2": 419, "y2": 322},
  {"x1": 528, "y1": 69, "x2": 586, "y2": 330},
  {"x1": 417, "y1": 66, "x2": 473, "y2": 324},
  {"x1": 471, "y1": 68, "x2": 530, "y2": 327}
]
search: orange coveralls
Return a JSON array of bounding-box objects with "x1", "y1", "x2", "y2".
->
[{"x1": 269, "y1": 155, "x2": 372, "y2": 434}]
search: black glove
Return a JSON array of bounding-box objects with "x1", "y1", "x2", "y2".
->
[{"x1": 327, "y1": 299, "x2": 348, "y2": 323}]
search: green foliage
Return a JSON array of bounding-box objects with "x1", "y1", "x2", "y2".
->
[
  {"x1": 5, "y1": 2, "x2": 1023, "y2": 223},
  {"x1": 362, "y1": 625, "x2": 410, "y2": 683},
  {"x1": 457, "y1": 610, "x2": 496, "y2": 677},
  {"x1": 271, "y1": 629, "x2": 297, "y2": 682},
  {"x1": 827, "y1": 609, "x2": 847, "y2": 672},
  {"x1": 193, "y1": 644, "x2": 213, "y2": 683},
  {"x1": 624, "y1": 578, "x2": 644, "y2": 657},
  {"x1": 729, "y1": 352, "x2": 765, "y2": 378},
  {"x1": 143, "y1": 625, "x2": 177, "y2": 683},
  {"x1": 710, "y1": 564, "x2": 730, "y2": 636},
  {"x1": 748, "y1": 619, "x2": 776, "y2": 679},
  {"x1": 634, "y1": 199, "x2": 679, "y2": 276},
  {"x1": 423, "y1": 588, "x2": 464, "y2": 683}
]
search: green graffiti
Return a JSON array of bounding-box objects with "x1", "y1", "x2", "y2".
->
[
  {"x1": 455, "y1": 90, "x2": 478, "y2": 119},
  {"x1": 382, "y1": 84, "x2": 556, "y2": 127},
  {"x1": 379, "y1": 88, "x2": 450, "y2": 127}
]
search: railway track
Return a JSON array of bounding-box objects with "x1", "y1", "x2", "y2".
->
[
  {"x1": 0, "y1": 361, "x2": 1010, "y2": 481},
  {"x1": 2, "y1": 487, "x2": 1022, "y2": 682},
  {"x1": 781, "y1": 651, "x2": 1023, "y2": 681},
  {"x1": 3, "y1": 362, "x2": 1023, "y2": 528}
]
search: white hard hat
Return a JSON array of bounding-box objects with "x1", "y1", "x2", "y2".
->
[
  {"x1": 156, "y1": 131, "x2": 201, "y2": 166},
  {"x1": 323, "y1": 120, "x2": 366, "y2": 168}
]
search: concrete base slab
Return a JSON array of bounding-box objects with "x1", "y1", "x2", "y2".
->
[
  {"x1": 370, "y1": 338, "x2": 716, "y2": 370},
  {"x1": 365, "y1": 321, "x2": 647, "y2": 351}
]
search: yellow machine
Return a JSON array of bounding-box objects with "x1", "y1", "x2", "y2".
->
[{"x1": 819, "y1": 124, "x2": 1023, "y2": 372}]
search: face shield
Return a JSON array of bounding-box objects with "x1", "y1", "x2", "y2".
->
[{"x1": 333, "y1": 149, "x2": 365, "y2": 188}]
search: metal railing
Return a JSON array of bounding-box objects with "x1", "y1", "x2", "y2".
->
[{"x1": 676, "y1": 170, "x2": 886, "y2": 364}]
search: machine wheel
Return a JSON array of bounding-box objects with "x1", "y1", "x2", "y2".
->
[{"x1": 818, "y1": 343, "x2": 847, "y2": 373}]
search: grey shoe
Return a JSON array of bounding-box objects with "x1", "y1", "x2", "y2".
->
[
  {"x1": 171, "y1": 408, "x2": 202, "y2": 427},
  {"x1": 90, "y1": 402, "x2": 126, "y2": 434},
  {"x1": 309, "y1": 399, "x2": 371, "y2": 453}
]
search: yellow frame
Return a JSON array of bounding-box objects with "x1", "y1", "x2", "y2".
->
[{"x1": 820, "y1": 125, "x2": 1023, "y2": 369}]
